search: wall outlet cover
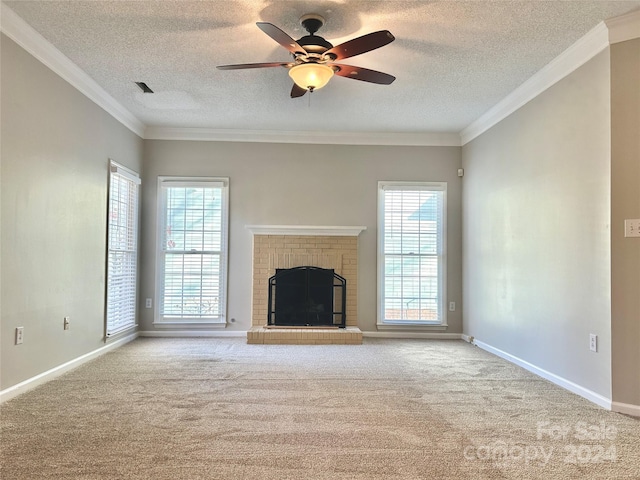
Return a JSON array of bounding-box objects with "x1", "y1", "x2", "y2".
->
[
  {"x1": 624, "y1": 219, "x2": 640, "y2": 238},
  {"x1": 15, "y1": 327, "x2": 24, "y2": 345}
]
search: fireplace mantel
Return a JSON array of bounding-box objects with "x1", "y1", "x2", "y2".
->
[{"x1": 246, "y1": 225, "x2": 366, "y2": 237}]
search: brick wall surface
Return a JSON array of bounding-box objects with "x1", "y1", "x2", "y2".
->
[{"x1": 252, "y1": 235, "x2": 358, "y2": 327}]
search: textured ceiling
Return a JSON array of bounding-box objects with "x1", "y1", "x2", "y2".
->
[{"x1": 4, "y1": 0, "x2": 640, "y2": 135}]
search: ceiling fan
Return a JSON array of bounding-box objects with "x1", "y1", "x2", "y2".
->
[{"x1": 217, "y1": 14, "x2": 396, "y2": 98}]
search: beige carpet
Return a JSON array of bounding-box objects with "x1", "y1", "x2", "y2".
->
[{"x1": 1, "y1": 338, "x2": 638, "y2": 479}]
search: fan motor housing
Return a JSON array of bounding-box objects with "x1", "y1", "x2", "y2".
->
[{"x1": 296, "y1": 35, "x2": 333, "y2": 54}]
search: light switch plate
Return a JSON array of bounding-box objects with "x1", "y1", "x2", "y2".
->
[{"x1": 624, "y1": 219, "x2": 640, "y2": 238}]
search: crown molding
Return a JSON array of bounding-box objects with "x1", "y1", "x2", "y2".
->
[
  {"x1": 246, "y1": 225, "x2": 367, "y2": 236},
  {"x1": 143, "y1": 126, "x2": 462, "y2": 147},
  {"x1": 460, "y1": 21, "x2": 610, "y2": 145},
  {"x1": 1, "y1": 3, "x2": 145, "y2": 138},
  {"x1": 606, "y1": 9, "x2": 640, "y2": 44}
]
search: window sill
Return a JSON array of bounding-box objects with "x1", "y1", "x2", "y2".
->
[
  {"x1": 152, "y1": 321, "x2": 227, "y2": 329},
  {"x1": 377, "y1": 323, "x2": 448, "y2": 331}
]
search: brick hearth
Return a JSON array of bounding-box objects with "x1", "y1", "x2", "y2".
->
[{"x1": 247, "y1": 326, "x2": 363, "y2": 345}]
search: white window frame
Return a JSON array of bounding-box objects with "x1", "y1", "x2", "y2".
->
[
  {"x1": 377, "y1": 181, "x2": 447, "y2": 328},
  {"x1": 155, "y1": 176, "x2": 229, "y2": 326},
  {"x1": 105, "y1": 160, "x2": 140, "y2": 338}
]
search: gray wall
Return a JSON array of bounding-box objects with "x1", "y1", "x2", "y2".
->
[
  {"x1": 611, "y1": 38, "x2": 640, "y2": 407},
  {"x1": 1, "y1": 36, "x2": 143, "y2": 390},
  {"x1": 140, "y1": 141, "x2": 463, "y2": 333},
  {"x1": 462, "y1": 50, "x2": 613, "y2": 398}
]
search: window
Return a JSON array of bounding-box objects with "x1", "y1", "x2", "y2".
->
[
  {"x1": 156, "y1": 177, "x2": 229, "y2": 325},
  {"x1": 378, "y1": 182, "x2": 447, "y2": 326},
  {"x1": 106, "y1": 161, "x2": 140, "y2": 337}
]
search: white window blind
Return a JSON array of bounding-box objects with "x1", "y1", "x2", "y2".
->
[
  {"x1": 378, "y1": 182, "x2": 446, "y2": 325},
  {"x1": 106, "y1": 161, "x2": 140, "y2": 337},
  {"x1": 157, "y1": 177, "x2": 229, "y2": 324}
]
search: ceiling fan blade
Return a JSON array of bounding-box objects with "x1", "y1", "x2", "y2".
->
[
  {"x1": 217, "y1": 62, "x2": 291, "y2": 70},
  {"x1": 324, "y1": 30, "x2": 395, "y2": 60},
  {"x1": 257, "y1": 22, "x2": 306, "y2": 55},
  {"x1": 333, "y1": 64, "x2": 396, "y2": 85},
  {"x1": 291, "y1": 84, "x2": 307, "y2": 98}
]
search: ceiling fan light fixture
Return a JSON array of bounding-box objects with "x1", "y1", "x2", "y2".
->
[
  {"x1": 288, "y1": 63, "x2": 334, "y2": 91},
  {"x1": 218, "y1": 19, "x2": 396, "y2": 98}
]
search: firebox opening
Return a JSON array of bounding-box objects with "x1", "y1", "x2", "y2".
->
[{"x1": 268, "y1": 266, "x2": 346, "y2": 328}]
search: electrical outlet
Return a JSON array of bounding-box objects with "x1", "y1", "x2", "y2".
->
[
  {"x1": 64, "y1": 317, "x2": 70, "y2": 330},
  {"x1": 145, "y1": 298, "x2": 152, "y2": 309},
  {"x1": 624, "y1": 219, "x2": 640, "y2": 237},
  {"x1": 15, "y1": 327, "x2": 24, "y2": 345},
  {"x1": 449, "y1": 302, "x2": 456, "y2": 312},
  {"x1": 589, "y1": 334, "x2": 598, "y2": 352}
]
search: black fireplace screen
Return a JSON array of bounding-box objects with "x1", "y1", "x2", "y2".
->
[{"x1": 268, "y1": 266, "x2": 346, "y2": 327}]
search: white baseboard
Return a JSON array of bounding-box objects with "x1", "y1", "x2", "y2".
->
[
  {"x1": 612, "y1": 401, "x2": 640, "y2": 417},
  {"x1": 471, "y1": 338, "x2": 612, "y2": 411},
  {"x1": 0, "y1": 332, "x2": 138, "y2": 403},
  {"x1": 138, "y1": 330, "x2": 247, "y2": 338},
  {"x1": 363, "y1": 332, "x2": 463, "y2": 340},
  {"x1": 142, "y1": 330, "x2": 459, "y2": 340}
]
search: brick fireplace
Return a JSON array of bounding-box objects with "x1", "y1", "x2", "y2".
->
[{"x1": 246, "y1": 225, "x2": 365, "y2": 344}]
